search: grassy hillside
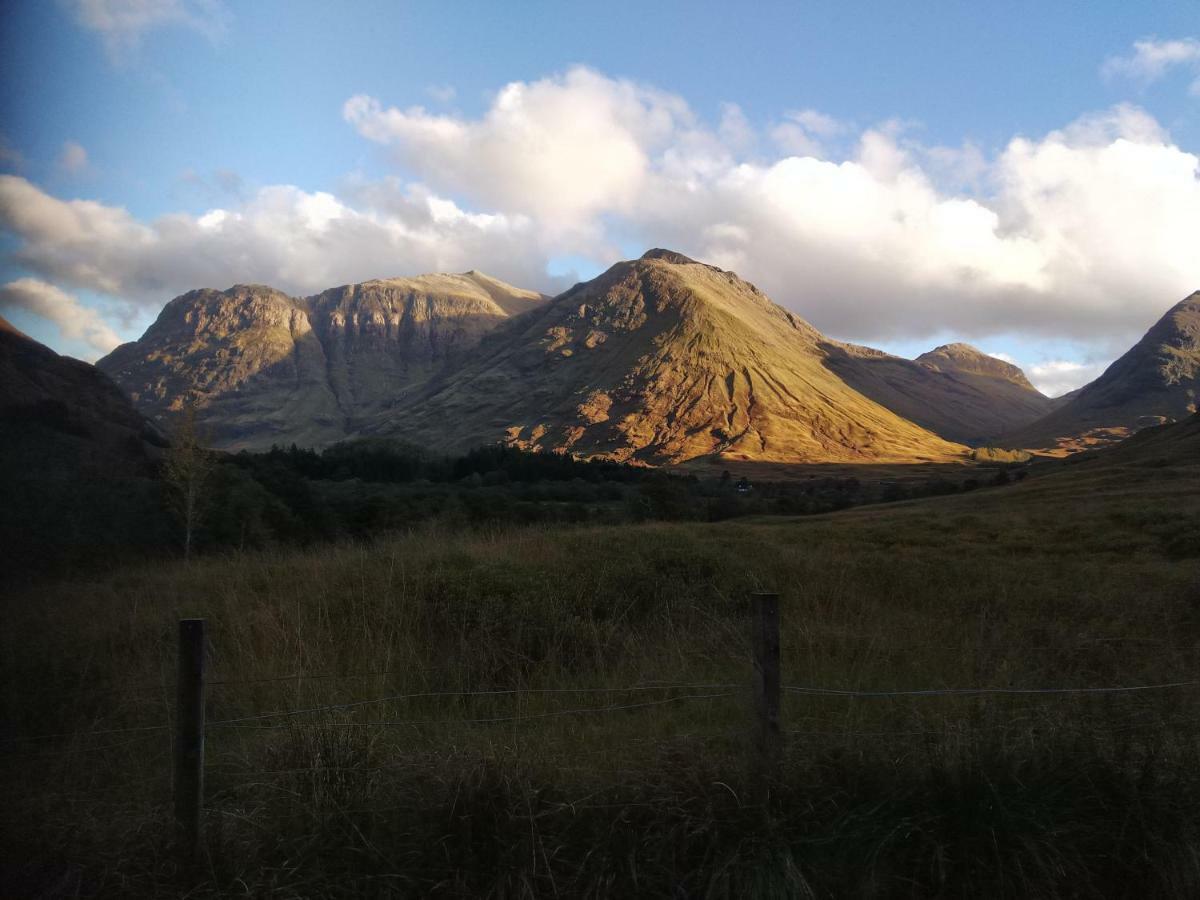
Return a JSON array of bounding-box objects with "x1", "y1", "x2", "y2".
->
[{"x1": 2, "y1": 431, "x2": 1198, "y2": 896}]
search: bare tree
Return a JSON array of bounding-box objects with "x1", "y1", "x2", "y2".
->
[{"x1": 163, "y1": 402, "x2": 215, "y2": 562}]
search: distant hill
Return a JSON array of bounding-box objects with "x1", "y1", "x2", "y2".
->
[
  {"x1": 367, "y1": 250, "x2": 965, "y2": 463},
  {"x1": 98, "y1": 273, "x2": 548, "y2": 449},
  {"x1": 1003, "y1": 292, "x2": 1199, "y2": 452},
  {"x1": 821, "y1": 340, "x2": 1053, "y2": 445}
]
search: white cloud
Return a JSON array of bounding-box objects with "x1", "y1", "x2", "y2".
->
[
  {"x1": 344, "y1": 69, "x2": 1199, "y2": 348},
  {"x1": 1103, "y1": 37, "x2": 1200, "y2": 85},
  {"x1": 344, "y1": 67, "x2": 696, "y2": 230},
  {"x1": 0, "y1": 277, "x2": 121, "y2": 359},
  {"x1": 426, "y1": 83, "x2": 456, "y2": 103},
  {"x1": 770, "y1": 108, "x2": 845, "y2": 157},
  {"x1": 2, "y1": 67, "x2": 1199, "y2": 383},
  {"x1": 65, "y1": 0, "x2": 229, "y2": 61},
  {"x1": 0, "y1": 173, "x2": 556, "y2": 306},
  {"x1": 1028, "y1": 360, "x2": 1111, "y2": 398},
  {"x1": 58, "y1": 140, "x2": 89, "y2": 175}
]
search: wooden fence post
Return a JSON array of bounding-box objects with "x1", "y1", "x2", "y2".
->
[
  {"x1": 175, "y1": 618, "x2": 206, "y2": 861},
  {"x1": 750, "y1": 592, "x2": 782, "y2": 780}
]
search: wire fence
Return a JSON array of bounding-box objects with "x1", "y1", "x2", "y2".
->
[
  {"x1": 6, "y1": 596, "x2": 1200, "y2": 843},
  {"x1": 6, "y1": 676, "x2": 1198, "y2": 751}
]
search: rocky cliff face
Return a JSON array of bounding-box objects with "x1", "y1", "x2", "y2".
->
[
  {"x1": 98, "y1": 273, "x2": 547, "y2": 449},
  {"x1": 821, "y1": 340, "x2": 1053, "y2": 445},
  {"x1": 1002, "y1": 292, "x2": 1200, "y2": 451},
  {"x1": 368, "y1": 251, "x2": 966, "y2": 463}
]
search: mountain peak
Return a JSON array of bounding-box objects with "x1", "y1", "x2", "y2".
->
[
  {"x1": 639, "y1": 248, "x2": 699, "y2": 265},
  {"x1": 99, "y1": 271, "x2": 549, "y2": 449},
  {"x1": 927, "y1": 341, "x2": 984, "y2": 356},
  {"x1": 0, "y1": 313, "x2": 30, "y2": 340},
  {"x1": 1001, "y1": 291, "x2": 1200, "y2": 451},
  {"x1": 917, "y1": 343, "x2": 1036, "y2": 390},
  {"x1": 370, "y1": 251, "x2": 963, "y2": 464}
]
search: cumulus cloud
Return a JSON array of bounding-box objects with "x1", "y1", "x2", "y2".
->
[
  {"x1": 1103, "y1": 36, "x2": 1200, "y2": 96},
  {"x1": 2, "y1": 67, "x2": 1199, "y2": 379},
  {"x1": 770, "y1": 108, "x2": 845, "y2": 157},
  {"x1": 1027, "y1": 360, "x2": 1111, "y2": 398},
  {"x1": 344, "y1": 67, "x2": 696, "y2": 231},
  {"x1": 426, "y1": 83, "x2": 456, "y2": 103},
  {"x1": 0, "y1": 277, "x2": 121, "y2": 358},
  {"x1": 1103, "y1": 37, "x2": 1200, "y2": 88},
  {"x1": 65, "y1": 0, "x2": 229, "y2": 61},
  {"x1": 58, "y1": 141, "x2": 89, "y2": 175},
  {"x1": 341, "y1": 69, "x2": 1200, "y2": 348},
  {"x1": 0, "y1": 173, "x2": 557, "y2": 305}
]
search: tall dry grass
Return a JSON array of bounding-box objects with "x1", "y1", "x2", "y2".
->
[{"x1": 2, "y1": 455, "x2": 1199, "y2": 896}]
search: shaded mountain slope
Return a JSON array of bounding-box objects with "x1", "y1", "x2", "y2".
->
[
  {"x1": 1, "y1": 314, "x2": 164, "y2": 463},
  {"x1": 369, "y1": 251, "x2": 966, "y2": 464},
  {"x1": 98, "y1": 273, "x2": 547, "y2": 449},
  {"x1": 1003, "y1": 292, "x2": 1200, "y2": 451},
  {"x1": 0, "y1": 315, "x2": 170, "y2": 579},
  {"x1": 1053, "y1": 410, "x2": 1199, "y2": 470},
  {"x1": 821, "y1": 340, "x2": 1053, "y2": 445}
]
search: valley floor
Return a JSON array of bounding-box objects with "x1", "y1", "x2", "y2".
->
[{"x1": 2, "y1": 445, "x2": 1198, "y2": 897}]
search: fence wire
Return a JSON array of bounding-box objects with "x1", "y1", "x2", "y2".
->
[
  {"x1": 209, "y1": 690, "x2": 737, "y2": 731},
  {"x1": 7, "y1": 675, "x2": 1200, "y2": 750},
  {"x1": 782, "y1": 679, "x2": 1200, "y2": 697}
]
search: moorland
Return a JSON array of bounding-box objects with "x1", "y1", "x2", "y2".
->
[{"x1": 2, "y1": 414, "x2": 1198, "y2": 896}]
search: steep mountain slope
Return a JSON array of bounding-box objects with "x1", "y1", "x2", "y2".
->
[
  {"x1": 1, "y1": 314, "x2": 164, "y2": 463},
  {"x1": 98, "y1": 273, "x2": 547, "y2": 449},
  {"x1": 305, "y1": 273, "x2": 546, "y2": 424},
  {"x1": 368, "y1": 250, "x2": 966, "y2": 463},
  {"x1": 1003, "y1": 292, "x2": 1200, "y2": 451},
  {"x1": 820, "y1": 340, "x2": 1053, "y2": 444},
  {"x1": 1, "y1": 315, "x2": 170, "y2": 578}
]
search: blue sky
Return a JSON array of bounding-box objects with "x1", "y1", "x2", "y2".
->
[{"x1": 1, "y1": 1, "x2": 1198, "y2": 395}]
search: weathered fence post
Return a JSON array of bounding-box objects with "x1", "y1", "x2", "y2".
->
[
  {"x1": 175, "y1": 618, "x2": 206, "y2": 861},
  {"x1": 750, "y1": 592, "x2": 782, "y2": 781}
]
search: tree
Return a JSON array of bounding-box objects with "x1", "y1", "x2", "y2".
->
[{"x1": 163, "y1": 402, "x2": 215, "y2": 562}]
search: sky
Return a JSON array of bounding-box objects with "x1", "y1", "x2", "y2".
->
[{"x1": 1, "y1": 1, "x2": 1198, "y2": 396}]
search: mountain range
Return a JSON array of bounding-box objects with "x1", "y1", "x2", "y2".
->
[
  {"x1": 73, "y1": 250, "x2": 1200, "y2": 464},
  {"x1": 97, "y1": 273, "x2": 547, "y2": 449}
]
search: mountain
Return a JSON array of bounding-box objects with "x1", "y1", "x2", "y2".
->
[
  {"x1": 366, "y1": 250, "x2": 965, "y2": 463},
  {"x1": 98, "y1": 273, "x2": 548, "y2": 449},
  {"x1": 1003, "y1": 292, "x2": 1200, "y2": 452},
  {"x1": 1, "y1": 315, "x2": 170, "y2": 578},
  {"x1": 0, "y1": 314, "x2": 164, "y2": 464},
  {"x1": 820, "y1": 340, "x2": 1053, "y2": 445}
]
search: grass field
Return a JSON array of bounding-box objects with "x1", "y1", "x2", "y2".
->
[{"x1": 2, "y1": 427, "x2": 1199, "y2": 897}]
